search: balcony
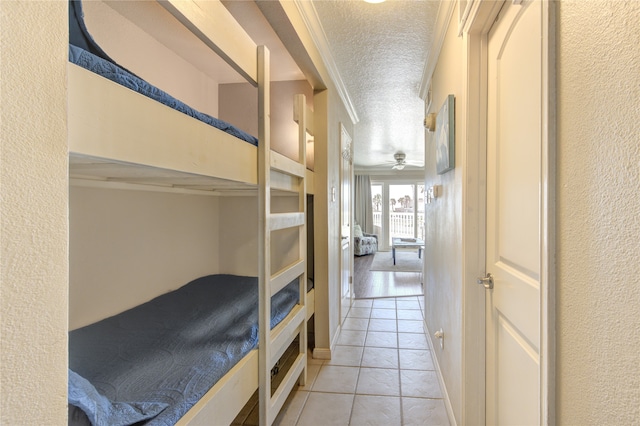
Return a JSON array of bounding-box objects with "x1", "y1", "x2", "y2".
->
[{"x1": 373, "y1": 211, "x2": 425, "y2": 245}]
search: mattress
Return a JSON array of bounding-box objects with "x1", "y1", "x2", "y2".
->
[
  {"x1": 68, "y1": 0, "x2": 258, "y2": 146},
  {"x1": 68, "y1": 274, "x2": 299, "y2": 425}
]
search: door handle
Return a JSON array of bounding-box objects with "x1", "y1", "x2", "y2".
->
[{"x1": 477, "y1": 273, "x2": 494, "y2": 289}]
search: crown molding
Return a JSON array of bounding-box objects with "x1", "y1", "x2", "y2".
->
[
  {"x1": 293, "y1": 0, "x2": 359, "y2": 124},
  {"x1": 419, "y1": 0, "x2": 456, "y2": 100}
]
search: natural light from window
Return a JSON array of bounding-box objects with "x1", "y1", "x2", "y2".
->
[{"x1": 371, "y1": 182, "x2": 425, "y2": 249}]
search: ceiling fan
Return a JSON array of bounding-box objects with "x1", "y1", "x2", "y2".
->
[{"x1": 389, "y1": 152, "x2": 422, "y2": 170}]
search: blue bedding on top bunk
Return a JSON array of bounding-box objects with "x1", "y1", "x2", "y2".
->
[
  {"x1": 68, "y1": 0, "x2": 258, "y2": 147},
  {"x1": 68, "y1": 275, "x2": 299, "y2": 426}
]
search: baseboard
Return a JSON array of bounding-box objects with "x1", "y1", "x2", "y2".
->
[
  {"x1": 424, "y1": 319, "x2": 458, "y2": 426},
  {"x1": 311, "y1": 314, "x2": 343, "y2": 361},
  {"x1": 312, "y1": 347, "x2": 331, "y2": 360}
]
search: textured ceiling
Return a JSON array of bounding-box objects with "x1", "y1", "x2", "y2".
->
[{"x1": 312, "y1": 0, "x2": 439, "y2": 171}]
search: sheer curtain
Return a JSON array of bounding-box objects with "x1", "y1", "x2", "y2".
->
[{"x1": 354, "y1": 175, "x2": 374, "y2": 234}]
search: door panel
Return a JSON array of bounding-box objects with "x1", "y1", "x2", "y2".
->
[
  {"x1": 495, "y1": 313, "x2": 539, "y2": 424},
  {"x1": 486, "y1": 1, "x2": 543, "y2": 424}
]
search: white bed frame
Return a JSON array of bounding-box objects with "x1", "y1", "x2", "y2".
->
[{"x1": 68, "y1": 1, "x2": 312, "y2": 424}]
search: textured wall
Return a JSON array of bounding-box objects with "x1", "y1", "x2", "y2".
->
[
  {"x1": 424, "y1": 3, "x2": 464, "y2": 423},
  {"x1": 0, "y1": 1, "x2": 68, "y2": 423},
  {"x1": 556, "y1": 1, "x2": 640, "y2": 422}
]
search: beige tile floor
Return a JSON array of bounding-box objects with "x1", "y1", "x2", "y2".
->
[{"x1": 274, "y1": 297, "x2": 450, "y2": 426}]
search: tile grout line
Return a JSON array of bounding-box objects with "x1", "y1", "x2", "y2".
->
[
  {"x1": 346, "y1": 301, "x2": 371, "y2": 426},
  {"x1": 295, "y1": 295, "x2": 439, "y2": 426},
  {"x1": 395, "y1": 297, "x2": 406, "y2": 426}
]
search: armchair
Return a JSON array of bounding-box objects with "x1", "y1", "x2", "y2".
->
[{"x1": 353, "y1": 224, "x2": 378, "y2": 256}]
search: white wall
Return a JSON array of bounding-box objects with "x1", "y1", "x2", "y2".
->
[
  {"x1": 426, "y1": 1, "x2": 640, "y2": 424},
  {"x1": 69, "y1": 187, "x2": 221, "y2": 329},
  {"x1": 83, "y1": 0, "x2": 220, "y2": 118},
  {"x1": 423, "y1": 2, "x2": 465, "y2": 422},
  {"x1": 219, "y1": 80, "x2": 314, "y2": 162},
  {"x1": 69, "y1": 189, "x2": 303, "y2": 329},
  {"x1": 217, "y1": 195, "x2": 301, "y2": 278},
  {"x1": 0, "y1": 1, "x2": 68, "y2": 423},
  {"x1": 309, "y1": 89, "x2": 352, "y2": 354},
  {"x1": 556, "y1": 1, "x2": 640, "y2": 422}
]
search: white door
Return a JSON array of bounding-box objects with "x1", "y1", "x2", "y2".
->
[
  {"x1": 340, "y1": 124, "x2": 353, "y2": 324},
  {"x1": 485, "y1": 1, "x2": 550, "y2": 424}
]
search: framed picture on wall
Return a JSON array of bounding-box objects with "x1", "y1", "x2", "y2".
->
[{"x1": 436, "y1": 94, "x2": 455, "y2": 174}]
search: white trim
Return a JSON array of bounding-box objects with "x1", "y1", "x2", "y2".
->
[
  {"x1": 311, "y1": 347, "x2": 332, "y2": 360},
  {"x1": 540, "y1": 1, "x2": 556, "y2": 423},
  {"x1": 293, "y1": 0, "x2": 359, "y2": 124},
  {"x1": 460, "y1": 3, "x2": 505, "y2": 424},
  {"x1": 460, "y1": 31, "x2": 487, "y2": 426},
  {"x1": 458, "y1": 0, "x2": 475, "y2": 36},
  {"x1": 68, "y1": 178, "x2": 254, "y2": 196},
  {"x1": 419, "y1": 0, "x2": 456, "y2": 100}
]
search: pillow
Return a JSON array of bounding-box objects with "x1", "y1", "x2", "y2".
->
[
  {"x1": 353, "y1": 224, "x2": 363, "y2": 238},
  {"x1": 68, "y1": 369, "x2": 168, "y2": 426}
]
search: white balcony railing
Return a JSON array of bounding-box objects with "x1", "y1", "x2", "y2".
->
[
  {"x1": 372, "y1": 211, "x2": 425, "y2": 242},
  {"x1": 373, "y1": 211, "x2": 382, "y2": 228}
]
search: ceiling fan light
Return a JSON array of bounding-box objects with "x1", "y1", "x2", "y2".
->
[{"x1": 364, "y1": 0, "x2": 386, "y2": 3}]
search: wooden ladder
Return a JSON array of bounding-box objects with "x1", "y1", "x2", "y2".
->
[{"x1": 257, "y1": 46, "x2": 308, "y2": 426}]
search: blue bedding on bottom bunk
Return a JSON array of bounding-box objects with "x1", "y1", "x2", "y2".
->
[{"x1": 68, "y1": 274, "x2": 299, "y2": 426}]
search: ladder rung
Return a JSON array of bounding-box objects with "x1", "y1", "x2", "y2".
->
[
  {"x1": 270, "y1": 305, "x2": 306, "y2": 367},
  {"x1": 270, "y1": 170, "x2": 299, "y2": 193},
  {"x1": 271, "y1": 260, "x2": 305, "y2": 297},
  {"x1": 270, "y1": 212, "x2": 304, "y2": 231},
  {"x1": 271, "y1": 151, "x2": 305, "y2": 178}
]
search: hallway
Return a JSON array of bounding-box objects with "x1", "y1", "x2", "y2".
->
[
  {"x1": 275, "y1": 297, "x2": 449, "y2": 425},
  {"x1": 353, "y1": 252, "x2": 424, "y2": 299}
]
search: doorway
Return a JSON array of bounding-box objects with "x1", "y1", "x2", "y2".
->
[
  {"x1": 483, "y1": 1, "x2": 554, "y2": 422},
  {"x1": 355, "y1": 178, "x2": 425, "y2": 300},
  {"x1": 371, "y1": 181, "x2": 425, "y2": 251},
  {"x1": 457, "y1": 0, "x2": 555, "y2": 423}
]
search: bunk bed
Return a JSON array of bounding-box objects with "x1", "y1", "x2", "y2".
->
[{"x1": 67, "y1": 1, "x2": 311, "y2": 425}]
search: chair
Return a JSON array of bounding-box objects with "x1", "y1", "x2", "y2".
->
[{"x1": 353, "y1": 224, "x2": 378, "y2": 256}]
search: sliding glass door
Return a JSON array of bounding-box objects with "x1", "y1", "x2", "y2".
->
[
  {"x1": 389, "y1": 184, "x2": 415, "y2": 243},
  {"x1": 370, "y1": 181, "x2": 425, "y2": 250}
]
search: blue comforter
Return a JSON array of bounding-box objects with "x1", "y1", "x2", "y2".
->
[{"x1": 68, "y1": 275, "x2": 299, "y2": 425}]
